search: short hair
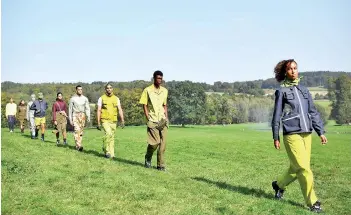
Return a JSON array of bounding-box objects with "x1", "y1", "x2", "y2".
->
[
  {"x1": 153, "y1": 70, "x2": 163, "y2": 79},
  {"x1": 76, "y1": 85, "x2": 82, "y2": 90},
  {"x1": 105, "y1": 83, "x2": 113, "y2": 89}
]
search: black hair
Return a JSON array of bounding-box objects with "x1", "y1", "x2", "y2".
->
[
  {"x1": 153, "y1": 70, "x2": 163, "y2": 79},
  {"x1": 105, "y1": 83, "x2": 113, "y2": 89},
  {"x1": 57, "y1": 92, "x2": 63, "y2": 98},
  {"x1": 76, "y1": 85, "x2": 82, "y2": 90}
]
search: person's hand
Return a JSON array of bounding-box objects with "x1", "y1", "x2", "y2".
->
[
  {"x1": 274, "y1": 140, "x2": 280, "y2": 150},
  {"x1": 320, "y1": 135, "x2": 327, "y2": 145},
  {"x1": 97, "y1": 124, "x2": 101, "y2": 131},
  {"x1": 54, "y1": 120, "x2": 58, "y2": 125},
  {"x1": 120, "y1": 121, "x2": 125, "y2": 129}
]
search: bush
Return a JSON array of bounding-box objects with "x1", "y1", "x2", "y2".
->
[{"x1": 314, "y1": 103, "x2": 329, "y2": 125}]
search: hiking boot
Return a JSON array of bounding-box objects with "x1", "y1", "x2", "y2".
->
[
  {"x1": 272, "y1": 181, "x2": 285, "y2": 199},
  {"x1": 310, "y1": 201, "x2": 322, "y2": 213},
  {"x1": 144, "y1": 159, "x2": 151, "y2": 168},
  {"x1": 157, "y1": 166, "x2": 166, "y2": 171}
]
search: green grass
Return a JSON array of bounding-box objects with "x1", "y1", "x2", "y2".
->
[{"x1": 2, "y1": 123, "x2": 350, "y2": 215}]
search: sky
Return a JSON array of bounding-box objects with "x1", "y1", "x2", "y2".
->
[{"x1": 1, "y1": 0, "x2": 351, "y2": 84}]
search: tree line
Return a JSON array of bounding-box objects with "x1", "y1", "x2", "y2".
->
[{"x1": 2, "y1": 72, "x2": 350, "y2": 128}]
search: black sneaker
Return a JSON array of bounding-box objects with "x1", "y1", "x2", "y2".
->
[
  {"x1": 272, "y1": 181, "x2": 285, "y2": 199},
  {"x1": 105, "y1": 153, "x2": 111, "y2": 159},
  {"x1": 144, "y1": 159, "x2": 151, "y2": 168},
  {"x1": 78, "y1": 146, "x2": 83, "y2": 151},
  {"x1": 157, "y1": 166, "x2": 165, "y2": 171},
  {"x1": 41, "y1": 137, "x2": 45, "y2": 142},
  {"x1": 310, "y1": 201, "x2": 322, "y2": 213},
  {"x1": 56, "y1": 140, "x2": 60, "y2": 145}
]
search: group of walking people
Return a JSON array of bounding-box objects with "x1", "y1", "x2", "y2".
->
[{"x1": 4, "y1": 64, "x2": 328, "y2": 212}]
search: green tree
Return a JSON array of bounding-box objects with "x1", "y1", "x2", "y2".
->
[
  {"x1": 331, "y1": 75, "x2": 351, "y2": 124},
  {"x1": 168, "y1": 81, "x2": 206, "y2": 126}
]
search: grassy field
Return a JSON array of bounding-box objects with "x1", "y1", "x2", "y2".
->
[{"x1": 1, "y1": 123, "x2": 350, "y2": 215}]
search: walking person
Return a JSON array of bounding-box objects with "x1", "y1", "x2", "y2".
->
[
  {"x1": 139, "y1": 70, "x2": 169, "y2": 171},
  {"x1": 52, "y1": 92, "x2": 68, "y2": 145},
  {"x1": 30, "y1": 92, "x2": 48, "y2": 141},
  {"x1": 97, "y1": 83, "x2": 125, "y2": 159},
  {"x1": 27, "y1": 94, "x2": 36, "y2": 138},
  {"x1": 17, "y1": 99, "x2": 27, "y2": 134},
  {"x1": 271, "y1": 59, "x2": 328, "y2": 213},
  {"x1": 5, "y1": 98, "x2": 17, "y2": 132},
  {"x1": 69, "y1": 85, "x2": 90, "y2": 151}
]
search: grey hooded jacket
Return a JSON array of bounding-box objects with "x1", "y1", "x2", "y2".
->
[{"x1": 271, "y1": 85, "x2": 325, "y2": 141}]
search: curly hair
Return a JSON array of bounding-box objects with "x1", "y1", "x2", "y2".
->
[{"x1": 274, "y1": 59, "x2": 297, "y2": 82}]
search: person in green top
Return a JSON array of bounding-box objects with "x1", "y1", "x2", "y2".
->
[{"x1": 139, "y1": 70, "x2": 169, "y2": 171}]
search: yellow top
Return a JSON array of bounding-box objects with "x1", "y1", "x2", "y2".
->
[
  {"x1": 139, "y1": 84, "x2": 168, "y2": 122},
  {"x1": 6, "y1": 103, "x2": 17, "y2": 117},
  {"x1": 99, "y1": 94, "x2": 120, "y2": 123}
]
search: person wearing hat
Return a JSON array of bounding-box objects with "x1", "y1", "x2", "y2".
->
[
  {"x1": 30, "y1": 92, "x2": 48, "y2": 141},
  {"x1": 27, "y1": 94, "x2": 37, "y2": 138}
]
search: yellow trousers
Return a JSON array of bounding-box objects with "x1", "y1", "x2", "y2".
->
[
  {"x1": 277, "y1": 133, "x2": 318, "y2": 207},
  {"x1": 102, "y1": 122, "x2": 117, "y2": 158}
]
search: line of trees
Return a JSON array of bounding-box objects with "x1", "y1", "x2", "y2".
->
[{"x1": 2, "y1": 71, "x2": 350, "y2": 128}]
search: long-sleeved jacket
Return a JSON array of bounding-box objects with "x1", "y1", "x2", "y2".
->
[
  {"x1": 271, "y1": 85, "x2": 325, "y2": 141},
  {"x1": 6, "y1": 103, "x2": 17, "y2": 117},
  {"x1": 27, "y1": 101, "x2": 35, "y2": 119},
  {"x1": 69, "y1": 94, "x2": 90, "y2": 123},
  {"x1": 30, "y1": 99, "x2": 48, "y2": 117},
  {"x1": 52, "y1": 100, "x2": 68, "y2": 121},
  {"x1": 17, "y1": 105, "x2": 27, "y2": 120}
]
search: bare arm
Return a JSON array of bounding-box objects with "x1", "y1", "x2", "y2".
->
[
  {"x1": 97, "y1": 105, "x2": 102, "y2": 126},
  {"x1": 164, "y1": 105, "x2": 168, "y2": 120},
  {"x1": 143, "y1": 105, "x2": 149, "y2": 121},
  {"x1": 118, "y1": 104, "x2": 124, "y2": 123}
]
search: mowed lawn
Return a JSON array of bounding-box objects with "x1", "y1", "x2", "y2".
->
[{"x1": 1, "y1": 123, "x2": 350, "y2": 215}]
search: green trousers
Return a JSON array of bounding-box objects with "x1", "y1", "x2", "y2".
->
[
  {"x1": 277, "y1": 133, "x2": 318, "y2": 207},
  {"x1": 102, "y1": 122, "x2": 117, "y2": 158}
]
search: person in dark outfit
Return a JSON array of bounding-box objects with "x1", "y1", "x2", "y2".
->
[{"x1": 271, "y1": 59, "x2": 327, "y2": 213}]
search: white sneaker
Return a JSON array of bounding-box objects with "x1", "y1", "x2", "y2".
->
[{"x1": 10, "y1": 130, "x2": 13, "y2": 133}]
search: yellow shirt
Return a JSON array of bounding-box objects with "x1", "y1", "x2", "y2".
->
[
  {"x1": 6, "y1": 103, "x2": 17, "y2": 117},
  {"x1": 139, "y1": 84, "x2": 168, "y2": 122}
]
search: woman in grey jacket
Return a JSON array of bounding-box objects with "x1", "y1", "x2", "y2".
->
[{"x1": 271, "y1": 59, "x2": 327, "y2": 213}]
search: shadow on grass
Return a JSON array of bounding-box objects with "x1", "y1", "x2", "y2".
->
[
  {"x1": 192, "y1": 177, "x2": 304, "y2": 208},
  {"x1": 62, "y1": 145, "x2": 145, "y2": 167},
  {"x1": 21, "y1": 133, "x2": 56, "y2": 143}
]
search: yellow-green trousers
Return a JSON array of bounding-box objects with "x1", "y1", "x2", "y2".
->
[
  {"x1": 102, "y1": 122, "x2": 117, "y2": 158},
  {"x1": 277, "y1": 133, "x2": 318, "y2": 207}
]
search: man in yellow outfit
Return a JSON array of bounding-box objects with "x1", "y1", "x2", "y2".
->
[
  {"x1": 139, "y1": 70, "x2": 169, "y2": 171},
  {"x1": 97, "y1": 83, "x2": 125, "y2": 159}
]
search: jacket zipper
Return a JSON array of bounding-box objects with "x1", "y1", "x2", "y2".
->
[
  {"x1": 294, "y1": 87, "x2": 308, "y2": 131},
  {"x1": 282, "y1": 115, "x2": 300, "y2": 122}
]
